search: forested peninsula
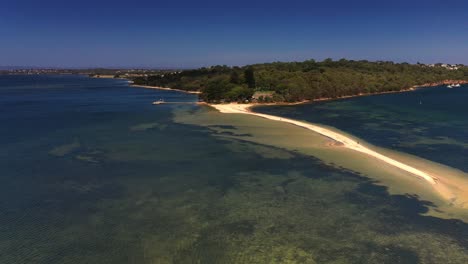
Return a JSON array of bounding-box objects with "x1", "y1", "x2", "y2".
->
[{"x1": 132, "y1": 59, "x2": 468, "y2": 103}]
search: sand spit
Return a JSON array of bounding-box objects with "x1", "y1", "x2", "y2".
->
[
  {"x1": 209, "y1": 103, "x2": 468, "y2": 208},
  {"x1": 132, "y1": 84, "x2": 201, "y2": 94}
]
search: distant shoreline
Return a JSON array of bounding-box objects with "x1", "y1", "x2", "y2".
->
[
  {"x1": 204, "y1": 79, "x2": 468, "y2": 108},
  {"x1": 288, "y1": 79, "x2": 468, "y2": 105},
  {"x1": 89, "y1": 75, "x2": 201, "y2": 94},
  {"x1": 93, "y1": 75, "x2": 468, "y2": 106},
  {"x1": 147, "y1": 79, "x2": 467, "y2": 105}
]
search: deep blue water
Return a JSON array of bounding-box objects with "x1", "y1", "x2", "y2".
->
[
  {"x1": 1, "y1": 75, "x2": 467, "y2": 263},
  {"x1": 256, "y1": 85, "x2": 468, "y2": 172}
]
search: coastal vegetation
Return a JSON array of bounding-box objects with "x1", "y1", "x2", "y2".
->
[{"x1": 132, "y1": 59, "x2": 468, "y2": 103}]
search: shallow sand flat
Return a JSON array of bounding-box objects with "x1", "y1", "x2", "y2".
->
[
  {"x1": 210, "y1": 104, "x2": 438, "y2": 183},
  {"x1": 183, "y1": 103, "x2": 468, "y2": 219}
]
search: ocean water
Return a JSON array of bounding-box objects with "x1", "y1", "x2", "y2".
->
[{"x1": 1, "y1": 75, "x2": 468, "y2": 263}]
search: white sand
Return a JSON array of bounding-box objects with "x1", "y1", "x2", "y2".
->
[
  {"x1": 132, "y1": 85, "x2": 201, "y2": 94},
  {"x1": 210, "y1": 103, "x2": 438, "y2": 185}
]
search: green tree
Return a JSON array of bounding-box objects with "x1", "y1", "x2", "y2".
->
[
  {"x1": 225, "y1": 86, "x2": 254, "y2": 102},
  {"x1": 229, "y1": 71, "x2": 241, "y2": 84},
  {"x1": 134, "y1": 58, "x2": 468, "y2": 103},
  {"x1": 201, "y1": 77, "x2": 232, "y2": 102},
  {"x1": 244, "y1": 67, "x2": 256, "y2": 88}
]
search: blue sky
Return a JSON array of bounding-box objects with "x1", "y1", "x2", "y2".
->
[{"x1": 1, "y1": 0, "x2": 467, "y2": 68}]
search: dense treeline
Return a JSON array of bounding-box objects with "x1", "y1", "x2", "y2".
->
[{"x1": 132, "y1": 59, "x2": 468, "y2": 103}]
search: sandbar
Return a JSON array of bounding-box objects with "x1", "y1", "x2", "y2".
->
[{"x1": 209, "y1": 103, "x2": 468, "y2": 208}]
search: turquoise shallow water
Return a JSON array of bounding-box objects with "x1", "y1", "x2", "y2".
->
[{"x1": 1, "y1": 75, "x2": 468, "y2": 263}]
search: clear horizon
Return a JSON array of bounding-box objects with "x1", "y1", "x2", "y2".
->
[
  {"x1": 2, "y1": 0, "x2": 468, "y2": 68},
  {"x1": 0, "y1": 58, "x2": 465, "y2": 70}
]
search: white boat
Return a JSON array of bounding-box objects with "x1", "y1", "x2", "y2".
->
[
  {"x1": 152, "y1": 99, "x2": 165, "y2": 105},
  {"x1": 447, "y1": 85, "x2": 453, "y2": 88},
  {"x1": 454, "y1": 83, "x2": 461, "y2": 87}
]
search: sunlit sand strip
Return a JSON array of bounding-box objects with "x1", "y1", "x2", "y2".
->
[
  {"x1": 210, "y1": 103, "x2": 438, "y2": 185},
  {"x1": 132, "y1": 84, "x2": 202, "y2": 94}
]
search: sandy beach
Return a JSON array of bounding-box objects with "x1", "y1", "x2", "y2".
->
[
  {"x1": 132, "y1": 84, "x2": 201, "y2": 94},
  {"x1": 90, "y1": 75, "x2": 201, "y2": 94},
  {"x1": 209, "y1": 103, "x2": 468, "y2": 207}
]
